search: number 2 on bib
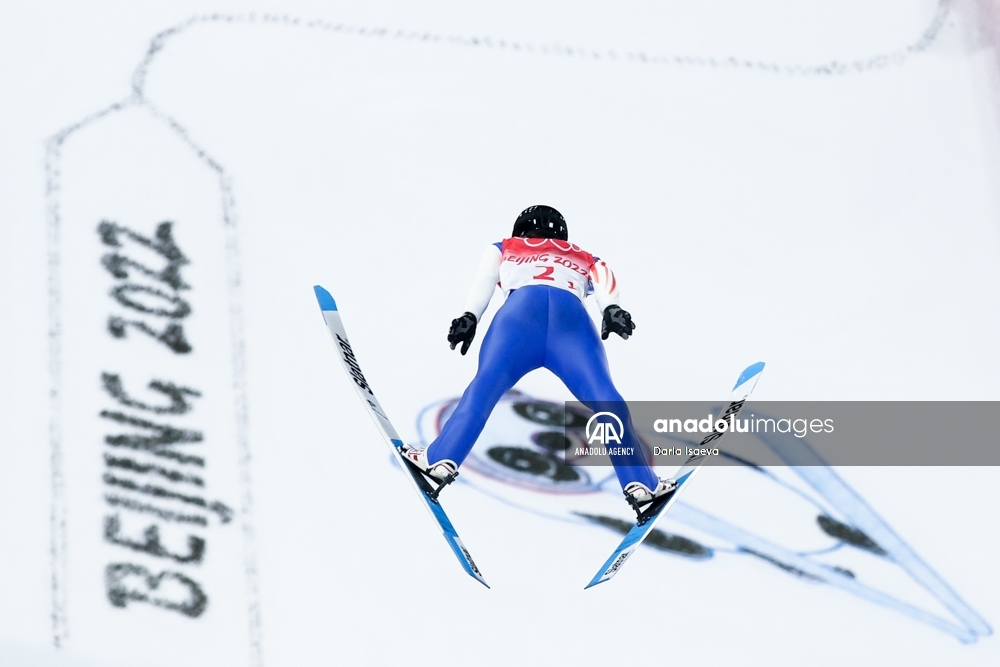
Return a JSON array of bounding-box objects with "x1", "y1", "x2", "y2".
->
[{"x1": 532, "y1": 266, "x2": 555, "y2": 281}]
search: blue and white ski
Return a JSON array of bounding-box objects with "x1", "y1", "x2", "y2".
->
[
  {"x1": 585, "y1": 361, "x2": 765, "y2": 589},
  {"x1": 313, "y1": 285, "x2": 489, "y2": 588}
]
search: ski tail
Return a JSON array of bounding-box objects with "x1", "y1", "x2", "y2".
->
[
  {"x1": 313, "y1": 285, "x2": 488, "y2": 588},
  {"x1": 585, "y1": 361, "x2": 765, "y2": 589}
]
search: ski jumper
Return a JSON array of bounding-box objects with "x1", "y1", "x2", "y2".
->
[{"x1": 426, "y1": 237, "x2": 659, "y2": 491}]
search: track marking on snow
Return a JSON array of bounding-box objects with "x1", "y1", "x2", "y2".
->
[{"x1": 43, "y1": 0, "x2": 955, "y2": 658}]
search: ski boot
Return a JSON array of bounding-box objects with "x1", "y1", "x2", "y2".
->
[
  {"x1": 400, "y1": 445, "x2": 459, "y2": 500},
  {"x1": 623, "y1": 477, "x2": 677, "y2": 520}
]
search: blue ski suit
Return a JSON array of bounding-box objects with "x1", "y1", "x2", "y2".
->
[{"x1": 426, "y1": 239, "x2": 658, "y2": 491}]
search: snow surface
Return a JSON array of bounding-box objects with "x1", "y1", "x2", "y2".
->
[{"x1": 2, "y1": 1, "x2": 1000, "y2": 665}]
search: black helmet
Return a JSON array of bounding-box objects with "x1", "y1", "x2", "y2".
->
[{"x1": 512, "y1": 205, "x2": 568, "y2": 241}]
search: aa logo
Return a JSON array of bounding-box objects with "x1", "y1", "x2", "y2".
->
[{"x1": 585, "y1": 412, "x2": 624, "y2": 445}]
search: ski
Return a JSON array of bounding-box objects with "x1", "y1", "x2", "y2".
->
[
  {"x1": 313, "y1": 285, "x2": 489, "y2": 588},
  {"x1": 584, "y1": 361, "x2": 765, "y2": 589}
]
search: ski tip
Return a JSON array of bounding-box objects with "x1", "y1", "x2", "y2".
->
[
  {"x1": 313, "y1": 285, "x2": 338, "y2": 311},
  {"x1": 733, "y1": 361, "x2": 765, "y2": 391}
]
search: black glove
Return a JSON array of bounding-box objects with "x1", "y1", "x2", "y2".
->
[
  {"x1": 601, "y1": 305, "x2": 635, "y2": 340},
  {"x1": 448, "y1": 312, "x2": 478, "y2": 355}
]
